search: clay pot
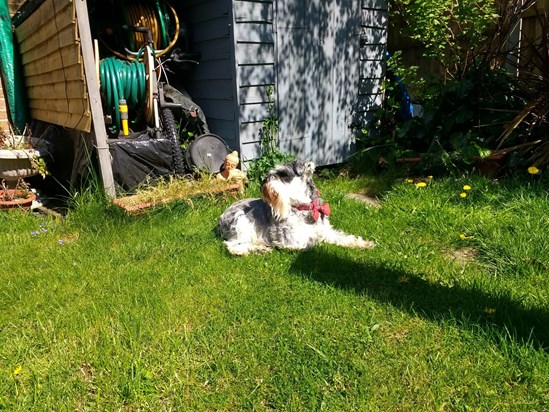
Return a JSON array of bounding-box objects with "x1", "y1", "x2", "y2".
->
[{"x1": 0, "y1": 189, "x2": 36, "y2": 210}]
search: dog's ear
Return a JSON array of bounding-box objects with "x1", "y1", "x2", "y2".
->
[{"x1": 261, "y1": 179, "x2": 290, "y2": 220}]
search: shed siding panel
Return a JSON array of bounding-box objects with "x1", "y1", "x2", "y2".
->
[
  {"x1": 358, "y1": 2, "x2": 387, "y2": 126},
  {"x1": 14, "y1": 0, "x2": 91, "y2": 132},
  {"x1": 185, "y1": 0, "x2": 237, "y2": 147},
  {"x1": 275, "y1": 0, "x2": 387, "y2": 166},
  {"x1": 233, "y1": 0, "x2": 276, "y2": 151}
]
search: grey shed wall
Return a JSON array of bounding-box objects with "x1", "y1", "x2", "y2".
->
[{"x1": 184, "y1": 0, "x2": 387, "y2": 167}]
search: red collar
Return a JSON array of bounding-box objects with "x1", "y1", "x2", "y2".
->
[{"x1": 296, "y1": 191, "x2": 330, "y2": 222}]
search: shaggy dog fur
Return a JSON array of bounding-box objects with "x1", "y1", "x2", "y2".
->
[{"x1": 217, "y1": 160, "x2": 375, "y2": 255}]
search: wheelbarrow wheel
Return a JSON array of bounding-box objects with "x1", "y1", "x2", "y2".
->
[{"x1": 161, "y1": 107, "x2": 186, "y2": 175}]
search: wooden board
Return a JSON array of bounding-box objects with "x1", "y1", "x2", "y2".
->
[{"x1": 15, "y1": 0, "x2": 91, "y2": 132}]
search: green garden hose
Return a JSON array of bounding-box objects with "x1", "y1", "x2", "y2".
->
[
  {"x1": 102, "y1": 0, "x2": 179, "y2": 61},
  {"x1": 99, "y1": 57, "x2": 146, "y2": 135}
]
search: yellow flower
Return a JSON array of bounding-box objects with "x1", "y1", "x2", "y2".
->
[
  {"x1": 416, "y1": 182, "x2": 427, "y2": 188},
  {"x1": 528, "y1": 166, "x2": 540, "y2": 175},
  {"x1": 484, "y1": 308, "x2": 496, "y2": 317},
  {"x1": 427, "y1": 175, "x2": 433, "y2": 179},
  {"x1": 406, "y1": 179, "x2": 414, "y2": 183},
  {"x1": 13, "y1": 365, "x2": 22, "y2": 375},
  {"x1": 460, "y1": 192, "x2": 467, "y2": 198},
  {"x1": 463, "y1": 185, "x2": 471, "y2": 191},
  {"x1": 459, "y1": 233, "x2": 467, "y2": 240}
]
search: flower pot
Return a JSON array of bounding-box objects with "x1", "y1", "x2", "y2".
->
[
  {"x1": 0, "y1": 189, "x2": 36, "y2": 210},
  {"x1": 0, "y1": 136, "x2": 51, "y2": 183}
]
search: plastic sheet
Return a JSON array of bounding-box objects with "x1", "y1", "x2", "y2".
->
[
  {"x1": 108, "y1": 129, "x2": 174, "y2": 193},
  {"x1": 0, "y1": 0, "x2": 27, "y2": 132}
]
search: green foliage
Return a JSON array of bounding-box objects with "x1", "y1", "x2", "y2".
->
[
  {"x1": 246, "y1": 86, "x2": 294, "y2": 182},
  {"x1": 362, "y1": 66, "x2": 526, "y2": 175},
  {"x1": 374, "y1": 0, "x2": 548, "y2": 174},
  {"x1": 390, "y1": 0, "x2": 499, "y2": 78}
]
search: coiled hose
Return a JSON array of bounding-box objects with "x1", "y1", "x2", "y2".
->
[
  {"x1": 101, "y1": 0, "x2": 179, "y2": 60},
  {"x1": 99, "y1": 57, "x2": 146, "y2": 135},
  {"x1": 99, "y1": 55, "x2": 186, "y2": 174}
]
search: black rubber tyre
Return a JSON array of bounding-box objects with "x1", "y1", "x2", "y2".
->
[{"x1": 161, "y1": 107, "x2": 186, "y2": 175}]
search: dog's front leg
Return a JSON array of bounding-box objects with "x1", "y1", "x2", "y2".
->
[{"x1": 318, "y1": 222, "x2": 376, "y2": 249}]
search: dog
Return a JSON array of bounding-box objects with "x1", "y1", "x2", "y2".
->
[{"x1": 216, "y1": 159, "x2": 376, "y2": 255}]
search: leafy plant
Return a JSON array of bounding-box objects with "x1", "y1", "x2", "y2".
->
[
  {"x1": 246, "y1": 86, "x2": 294, "y2": 182},
  {"x1": 498, "y1": 8, "x2": 549, "y2": 166},
  {"x1": 390, "y1": 0, "x2": 501, "y2": 80}
]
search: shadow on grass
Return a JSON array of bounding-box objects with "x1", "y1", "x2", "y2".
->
[{"x1": 290, "y1": 250, "x2": 549, "y2": 350}]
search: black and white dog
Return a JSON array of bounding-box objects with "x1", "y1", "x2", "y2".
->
[{"x1": 217, "y1": 160, "x2": 376, "y2": 255}]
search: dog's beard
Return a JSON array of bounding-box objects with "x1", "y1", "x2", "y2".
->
[{"x1": 261, "y1": 176, "x2": 315, "y2": 220}]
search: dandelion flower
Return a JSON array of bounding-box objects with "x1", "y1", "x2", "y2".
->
[
  {"x1": 459, "y1": 233, "x2": 468, "y2": 240},
  {"x1": 484, "y1": 308, "x2": 496, "y2": 317},
  {"x1": 427, "y1": 175, "x2": 433, "y2": 179},
  {"x1": 416, "y1": 182, "x2": 427, "y2": 188},
  {"x1": 528, "y1": 166, "x2": 540, "y2": 175},
  {"x1": 13, "y1": 365, "x2": 22, "y2": 375},
  {"x1": 406, "y1": 179, "x2": 413, "y2": 183},
  {"x1": 460, "y1": 192, "x2": 467, "y2": 198},
  {"x1": 463, "y1": 185, "x2": 471, "y2": 191}
]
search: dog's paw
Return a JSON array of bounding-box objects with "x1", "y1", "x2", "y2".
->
[
  {"x1": 225, "y1": 241, "x2": 272, "y2": 256},
  {"x1": 355, "y1": 237, "x2": 376, "y2": 249}
]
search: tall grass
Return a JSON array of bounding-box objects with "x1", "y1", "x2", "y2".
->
[{"x1": 0, "y1": 171, "x2": 548, "y2": 410}]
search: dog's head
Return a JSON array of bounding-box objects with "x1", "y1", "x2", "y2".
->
[{"x1": 261, "y1": 160, "x2": 318, "y2": 220}]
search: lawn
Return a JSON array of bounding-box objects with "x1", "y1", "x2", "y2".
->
[{"x1": 1, "y1": 171, "x2": 548, "y2": 411}]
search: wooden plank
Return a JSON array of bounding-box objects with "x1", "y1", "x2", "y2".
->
[
  {"x1": 234, "y1": 1, "x2": 273, "y2": 23},
  {"x1": 240, "y1": 140, "x2": 262, "y2": 161},
  {"x1": 360, "y1": 27, "x2": 387, "y2": 45},
  {"x1": 359, "y1": 78, "x2": 383, "y2": 95},
  {"x1": 28, "y1": 97, "x2": 89, "y2": 114},
  {"x1": 31, "y1": 108, "x2": 91, "y2": 130},
  {"x1": 239, "y1": 85, "x2": 272, "y2": 104},
  {"x1": 189, "y1": 79, "x2": 234, "y2": 99},
  {"x1": 362, "y1": 0, "x2": 387, "y2": 10},
  {"x1": 27, "y1": 80, "x2": 87, "y2": 100},
  {"x1": 237, "y1": 63, "x2": 275, "y2": 87},
  {"x1": 239, "y1": 101, "x2": 269, "y2": 123},
  {"x1": 360, "y1": 61, "x2": 384, "y2": 78},
  {"x1": 195, "y1": 40, "x2": 231, "y2": 62},
  {"x1": 19, "y1": 20, "x2": 76, "y2": 55},
  {"x1": 239, "y1": 121, "x2": 263, "y2": 144},
  {"x1": 192, "y1": 18, "x2": 230, "y2": 42},
  {"x1": 361, "y1": 8, "x2": 387, "y2": 28},
  {"x1": 235, "y1": 42, "x2": 274, "y2": 65},
  {"x1": 192, "y1": 59, "x2": 234, "y2": 80},
  {"x1": 22, "y1": 44, "x2": 81, "y2": 76},
  {"x1": 234, "y1": 22, "x2": 274, "y2": 43},
  {"x1": 25, "y1": 64, "x2": 84, "y2": 86},
  {"x1": 357, "y1": 94, "x2": 383, "y2": 111},
  {"x1": 186, "y1": 0, "x2": 229, "y2": 23},
  {"x1": 21, "y1": 35, "x2": 80, "y2": 65},
  {"x1": 194, "y1": 98, "x2": 235, "y2": 121},
  {"x1": 360, "y1": 44, "x2": 385, "y2": 61},
  {"x1": 15, "y1": 0, "x2": 74, "y2": 43},
  {"x1": 75, "y1": 0, "x2": 115, "y2": 197}
]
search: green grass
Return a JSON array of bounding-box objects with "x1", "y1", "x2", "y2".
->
[{"x1": 1, "y1": 172, "x2": 548, "y2": 411}]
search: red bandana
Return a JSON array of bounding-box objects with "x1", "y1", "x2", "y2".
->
[{"x1": 296, "y1": 193, "x2": 331, "y2": 222}]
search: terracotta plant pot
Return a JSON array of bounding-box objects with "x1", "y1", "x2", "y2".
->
[{"x1": 0, "y1": 189, "x2": 36, "y2": 210}]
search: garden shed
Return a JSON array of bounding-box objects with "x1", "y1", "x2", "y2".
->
[
  {"x1": 182, "y1": 0, "x2": 388, "y2": 166},
  {"x1": 6, "y1": 0, "x2": 387, "y2": 196}
]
